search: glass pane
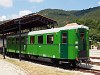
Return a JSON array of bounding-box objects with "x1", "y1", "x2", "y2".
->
[
  {"x1": 30, "y1": 36, "x2": 35, "y2": 44},
  {"x1": 12, "y1": 38, "x2": 15, "y2": 44},
  {"x1": 62, "y1": 33, "x2": 67, "y2": 43},
  {"x1": 16, "y1": 38, "x2": 19, "y2": 44},
  {"x1": 80, "y1": 33, "x2": 84, "y2": 40},
  {"x1": 38, "y1": 35, "x2": 43, "y2": 44},
  {"x1": 47, "y1": 35, "x2": 54, "y2": 44},
  {"x1": 21, "y1": 37, "x2": 24, "y2": 44}
]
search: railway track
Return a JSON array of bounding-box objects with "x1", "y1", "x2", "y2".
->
[
  {"x1": 22, "y1": 57, "x2": 100, "y2": 75},
  {"x1": 89, "y1": 61, "x2": 100, "y2": 66},
  {"x1": 89, "y1": 57, "x2": 100, "y2": 66},
  {"x1": 77, "y1": 66, "x2": 100, "y2": 75},
  {"x1": 90, "y1": 57, "x2": 100, "y2": 59},
  {"x1": 7, "y1": 55, "x2": 100, "y2": 75},
  {"x1": 76, "y1": 57, "x2": 100, "y2": 75}
]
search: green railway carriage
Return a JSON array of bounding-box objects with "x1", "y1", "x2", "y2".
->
[{"x1": 6, "y1": 24, "x2": 89, "y2": 66}]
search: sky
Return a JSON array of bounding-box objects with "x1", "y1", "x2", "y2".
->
[{"x1": 0, "y1": 0, "x2": 100, "y2": 21}]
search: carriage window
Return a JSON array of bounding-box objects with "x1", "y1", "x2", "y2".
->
[
  {"x1": 30, "y1": 36, "x2": 35, "y2": 44},
  {"x1": 12, "y1": 38, "x2": 15, "y2": 44},
  {"x1": 7, "y1": 38, "x2": 11, "y2": 44},
  {"x1": 80, "y1": 32, "x2": 84, "y2": 40},
  {"x1": 16, "y1": 38, "x2": 19, "y2": 44},
  {"x1": 47, "y1": 35, "x2": 54, "y2": 44},
  {"x1": 21, "y1": 37, "x2": 24, "y2": 44},
  {"x1": 62, "y1": 33, "x2": 67, "y2": 43},
  {"x1": 26, "y1": 37, "x2": 28, "y2": 44},
  {"x1": 38, "y1": 35, "x2": 43, "y2": 44}
]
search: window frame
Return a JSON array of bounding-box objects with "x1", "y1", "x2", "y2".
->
[
  {"x1": 46, "y1": 34, "x2": 54, "y2": 44},
  {"x1": 12, "y1": 38, "x2": 15, "y2": 44},
  {"x1": 21, "y1": 37, "x2": 25, "y2": 44},
  {"x1": 62, "y1": 32, "x2": 67, "y2": 44},
  {"x1": 30, "y1": 36, "x2": 35, "y2": 44},
  {"x1": 38, "y1": 35, "x2": 43, "y2": 44},
  {"x1": 16, "y1": 38, "x2": 19, "y2": 44},
  {"x1": 7, "y1": 38, "x2": 11, "y2": 44}
]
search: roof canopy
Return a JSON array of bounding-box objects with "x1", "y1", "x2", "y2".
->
[{"x1": 0, "y1": 13, "x2": 57, "y2": 34}]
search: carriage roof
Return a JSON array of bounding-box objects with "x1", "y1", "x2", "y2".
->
[{"x1": 28, "y1": 25, "x2": 89, "y2": 35}]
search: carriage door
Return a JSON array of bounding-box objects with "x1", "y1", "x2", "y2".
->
[
  {"x1": 60, "y1": 31, "x2": 68, "y2": 58},
  {"x1": 78, "y1": 29, "x2": 87, "y2": 57}
]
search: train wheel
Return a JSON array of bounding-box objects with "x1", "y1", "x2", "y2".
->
[
  {"x1": 25, "y1": 54, "x2": 29, "y2": 60},
  {"x1": 71, "y1": 62, "x2": 76, "y2": 68},
  {"x1": 51, "y1": 59, "x2": 59, "y2": 66},
  {"x1": 70, "y1": 60, "x2": 78, "y2": 68}
]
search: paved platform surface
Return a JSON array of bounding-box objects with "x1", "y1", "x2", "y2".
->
[
  {"x1": 90, "y1": 49, "x2": 100, "y2": 57},
  {"x1": 0, "y1": 60, "x2": 26, "y2": 75}
]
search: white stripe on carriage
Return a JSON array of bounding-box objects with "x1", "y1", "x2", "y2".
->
[{"x1": 28, "y1": 25, "x2": 89, "y2": 35}]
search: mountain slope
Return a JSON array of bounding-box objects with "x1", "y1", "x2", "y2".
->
[
  {"x1": 38, "y1": 6, "x2": 100, "y2": 27},
  {"x1": 38, "y1": 9, "x2": 77, "y2": 27},
  {"x1": 38, "y1": 6, "x2": 100, "y2": 42}
]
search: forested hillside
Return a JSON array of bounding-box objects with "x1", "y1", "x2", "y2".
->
[
  {"x1": 38, "y1": 9, "x2": 77, "y2": 27},
  {"x1": 38, "y1": 6, "x2": 100, "y2": 44}
]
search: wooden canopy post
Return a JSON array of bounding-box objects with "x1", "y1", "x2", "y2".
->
[
  {"x1": 2, "y1": 26, "x2": 5, "y2": 59},
  {"x1": 19, "y1": 20, "x2": 21, "y2": 61}
]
